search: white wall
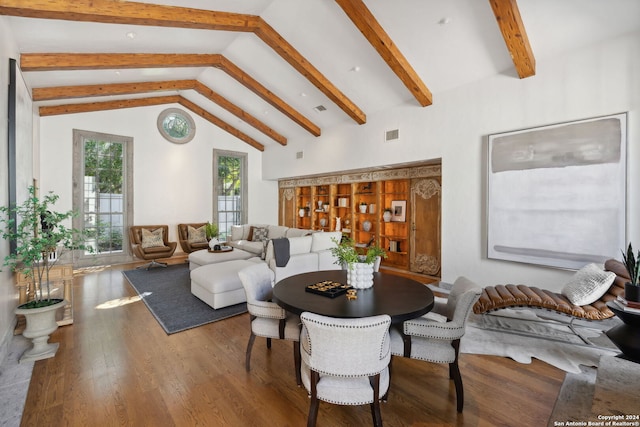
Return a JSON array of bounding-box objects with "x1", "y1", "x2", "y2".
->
[
  {"x1": 263, "y1": 32, "x2": 640, "y2": 291},
  {"x1": 0, "y1": 16, "x2": 20, "y2": 366},
  {"x1": 39, "y1": 104, "x2": 278, "y2": 254}
]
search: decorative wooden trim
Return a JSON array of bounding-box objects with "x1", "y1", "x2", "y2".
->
[
  {"x1": 6, "y1": 0, "x2": 365, "y2": 123},
  {"x1": 488, "y1": 0, "x2": 535, "y2": 78},
  {"x1": 21, "y1": 52, "x2": 319, "y2": 138},
  {"x1": 278, "y1": 164, "x2": 442, "y2": 188},
  {"x1": 334, "y1": 0, "x2": 432, "y2": 107}
]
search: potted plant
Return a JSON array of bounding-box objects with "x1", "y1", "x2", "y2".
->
[
  {"x1": 621, "y1": 243, "x2": 640, "y2": 302},
  {"x1": 330, "y1": 237, "x2": 387, "y2": 289},
  {"x1": 359, "y1": 202, "x2": 368, "y2": 214},
  {"x1": 383, "y1": 208, "x2": 393, "y2": 222},
  {"x1": 205, "y1": 222, "x2": 220, "y2": 249},
  {"x1": 0, "y1": 185, "x2": 90, "y2": 362}
]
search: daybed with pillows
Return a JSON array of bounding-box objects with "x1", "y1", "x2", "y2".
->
[{"x1": 473, "y1": 259, "x2": 628, "y2": 320}]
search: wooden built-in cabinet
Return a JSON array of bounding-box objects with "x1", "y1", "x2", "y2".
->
[{"x1": 278, "y1": 163, "x2": 441, "y2": 278}]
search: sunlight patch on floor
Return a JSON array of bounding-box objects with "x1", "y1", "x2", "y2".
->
[{"x1": 95, "y1": 292, "x2": 152, "y2": 309}]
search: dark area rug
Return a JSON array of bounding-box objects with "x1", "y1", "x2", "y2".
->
[{"x1": 122, "y1": 264, "x2": 246, "y2": 334}]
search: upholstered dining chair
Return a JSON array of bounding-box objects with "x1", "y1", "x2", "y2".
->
[
  {"x1": 237, "y1": 263, "x2": 302, "y2": 385},
  {"x1": 128, "y1": 225, "x2": 177, "y2": 270},
  {"x1": 300, "y1": 311, "x2": 392, "y2": 427},
  {"x1": 389, "y1": 276, "x2": 482, "y2": 412}
]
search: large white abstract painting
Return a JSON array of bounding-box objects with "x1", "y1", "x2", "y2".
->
[{"x1": 487, "y1": 113, "x2": 627, "y2": 270}]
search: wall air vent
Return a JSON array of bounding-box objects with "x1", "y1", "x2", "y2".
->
[
  {"x1": 296, "y1": 151, "x2": 304, "y2": 159},
  {"x1": 313, "y1": 105, "x2": 327, "y2": 113},
  {"x1": 385, "y1": 129, "x2": 400, "y2": 142}
]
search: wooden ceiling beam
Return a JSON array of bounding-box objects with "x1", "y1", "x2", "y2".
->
[
  {"x1": 31, "y1": 80, "x2": 195, "y2": 101},
  {"x1": 334, "y1": 0, "x2": 432, "y2": 107},
  {"x1": 32, "y1": 79, "x2": 287, "y2": 145},
  {"x1": 2, "y1": 0, "x2": 364, "y2": 124},
  {"x1": 20, "y1": 53, "x2": 223, "y2": 71},
  {"x1": 38, "y1": 95, "x2": 181, "y2": 116},
  {"x1": 488, "y1": 0, "x2": 535, "y2": 78},
  {"x1": 179, "y1": 98, "x2": 264, "y2": 152},
  {"x1": 192, "y1": 82, "x2": 286, "y2": 146},
  {"x1": 216, "y1": 57, "x2": 321, "y2": 137},
  {"x1": 39, "y1": 95, "x2": 265, "y2": 151},
  {"x1": 21, "y1": 52, "x2": 319, "y2": 137},
  {"x1": 254, "y1": 20, "x2": 366, "y2": 124}
]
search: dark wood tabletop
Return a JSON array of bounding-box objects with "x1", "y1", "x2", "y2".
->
[{"x1": 273, "y1": 270, "x2": 434, "y2": 323}]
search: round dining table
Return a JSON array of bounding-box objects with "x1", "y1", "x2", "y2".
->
[{"x1": 273, "y1": 270, "x2": 434, "y2": 323}]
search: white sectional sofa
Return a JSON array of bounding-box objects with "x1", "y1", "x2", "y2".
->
[{"x1": 188, "y1": 224, "x2": 342, "y2": 309}]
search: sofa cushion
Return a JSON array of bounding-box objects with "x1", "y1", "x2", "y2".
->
[
  {"x1": 561, "y1": 263, "x2": 616, "y2": 306},
  {"x1": 311, "y1": 231, "x2": 342, "y2": 252},
  {"x1": 268, "y1": 225, "x2": 289, "y2": 239},
  {"x1": 231, "y1": 240, "x2": 265, "y2": 255},
  {"x1": 187, "y1": 225, "x2": 207, "y2": 244},
  {"x1": 290, "y1": 235, "x2": 313, "y2": 255},
  {"x1": 286, "y1": 228, "x2": 311, "y2": 238},
  {"x1": 230, "y1": 225, "x2": 244, "y2": 242},
  {"x1": 141, "y1": 227, "x2": 164, "y2": 248}
]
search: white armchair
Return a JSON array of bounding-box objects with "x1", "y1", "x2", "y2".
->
[
  {"x1": 238, "y1": 263, "x2": 301, "y2": 385},
  {"x1": 390, "y1": 276, "x2": 482, "y2": 412},
  {"x1": 300, "y1": 311, "x2": 391, "y2": 427}
]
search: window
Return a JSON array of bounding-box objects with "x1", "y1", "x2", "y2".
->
[
  {"x1": 157, "y1": 108, "x2": 196, "y2": 144},
  {"x1": 213, "y1": 150, "x2": 247, "y2": 240},
  {"x1": 73, "y1": 130, "x2": 133, "y2": 265}
]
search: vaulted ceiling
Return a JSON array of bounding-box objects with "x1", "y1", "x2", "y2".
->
[{"x1": 2, "y1": 0, "x2": 639, "y2": 151}]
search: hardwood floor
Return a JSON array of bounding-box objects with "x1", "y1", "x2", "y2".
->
[{"x1": 21, "y1": 260, "x2": 565, "y2": 426}]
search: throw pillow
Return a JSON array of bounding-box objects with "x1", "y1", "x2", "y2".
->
[
  {"x1": 187, "y1": 225, "x2": 207, "y2": 244},
  {"x1": 561, "y1": 263, "x2": 616, "y2": 306},
  {"x1": 251, "y1": 226, "x2": 268, "y2": 242},
  {"x1": 141, "y1": 228, "x2": 164, "y2": 248}
]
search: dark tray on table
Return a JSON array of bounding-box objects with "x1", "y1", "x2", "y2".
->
[{"x1": 305, "y1": 281, "x2": 352, "y2": 298}]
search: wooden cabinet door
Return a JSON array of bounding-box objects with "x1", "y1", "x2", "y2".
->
[
  {"x1": 279, "y1": 187, "x2": 296, "y2": 227},
  {"x1": 410, "y1": 178, "x2": 441, "y2": 276}
]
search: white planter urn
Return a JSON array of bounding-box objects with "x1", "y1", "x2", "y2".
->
[
  {"x1": 346, "y1": 262, "x2": 374, "y2": 289},
  {"x1": 359, "y1": 204, "x2": 368, "y2": 214},
  {"x1": 15, "y1": 299, "x2": 67, "y2": 363},
  {"x1": 383, "y1": 210, "x2": 392, "y2": 222},
  {"x1": 299, "y1": 208, "x2": 306, "y2": 217}
]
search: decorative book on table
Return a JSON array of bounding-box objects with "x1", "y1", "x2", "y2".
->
[{"x1": 614, "y1": 296, "x2": 640, "y2": 313}]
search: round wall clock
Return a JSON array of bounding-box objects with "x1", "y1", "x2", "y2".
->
[{"x1": 157, "y1": 108, "x2": 196, "y2": 144}]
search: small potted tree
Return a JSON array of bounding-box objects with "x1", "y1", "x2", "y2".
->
[
  {"x1": 621, "y1": 243, "x2": 640, "y2": 302},
  {"x1": 205, "y1": 222, "x2": 220, "y2": 249},
  {"x1": 330, "y1": 237, "x2": 387, "y2": 289},
  {"x1": 0, "y1": 185, "x2": 90, "y2": 362}
]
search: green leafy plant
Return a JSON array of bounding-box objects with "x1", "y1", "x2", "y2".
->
[
  {"x1": 205, "y1": 222, "x2": 219, "y2": 240},
  {"x1": 384, "y1": 208, "x2": 392, "y2": 213},
  {"x1": 330, "y1": 237, "x2": 387, "y2": 267},
  {"x1": 0, "y1": 185, "x2": 92, "y2": 307},
  {"x1": 621, "y1": 243, "x2": 640, "y2": 286}
]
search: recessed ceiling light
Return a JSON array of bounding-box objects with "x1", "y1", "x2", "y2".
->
[
  {"x1": 300, "y1": 92, "x2": 307, "y2": 97},
  {"x1": 438, "y1": 17, "x2": 451, "y2": 25},
  {"x1": 115, "y1": 71, "x2": 121, "y2": 76},
  {"x1": 126, "y1": 31, "x2": 137, "y2": 39},
  {"x1": 350, "y1": 66, "x2": 361, "y2": 72}
]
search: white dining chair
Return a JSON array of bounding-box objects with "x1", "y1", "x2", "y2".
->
[
  {"x1": 389, "y1": 276, "x2": 482, "y2": 412},
  {"x1": 300, "y1": 311, "x2": 391, "y2": 427},
  {"x1": 238, "y1": 263, "x2": 301, "y2": 385}
]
